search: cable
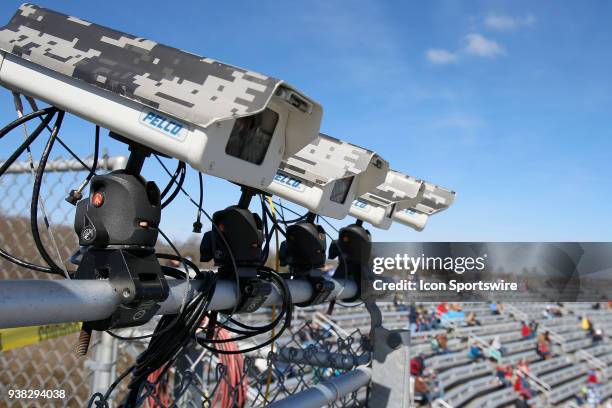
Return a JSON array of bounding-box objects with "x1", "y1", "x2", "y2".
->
[
  {"x1": 120, "y1": 273, "x2": 218, "y2": 407},
  {"x1": 153, "y1": 154, "x2": 242, "y2": 317},
  {"x1": 161, "y1": 162, "x2": 185, "y2": 209},
  {"x1": 66, "y1": 125, "x2": 100, "y2": 203},
  {"x1": 24, "y1": 96, "x2": 94, "y2": 173},
  {"x1": 30, "y1": 111, "x2": 72, "y2": 278},
  {"x1": 0, "y1": 108, "x2": 59, "y2": 274},
  {"x1": 159, "y1": 159, "x2": 183, "y2": 199},
  {"x1": 197, "y1": 266, "x2": 293, "y2": 354}
]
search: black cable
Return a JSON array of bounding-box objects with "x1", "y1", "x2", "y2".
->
[
  {"x1": 30, "y1": 111, "x2": 70, "y2": 277},
  {"x1": 197, "y1": 266, "x2": 293, "y2": 354},
  {"x1": 156, "y1": 253, "x2": 201, "y2": 278},
  {"x1": 153, "y1": 154, "x2": 242, "y2": 317},
  {"x1": 0, "y1": 109, "x2": 59, "y2": 274},
  {"x1": 24, "y1": 96, "x2": 94, "y2": 173},
  {"x1": 160, "y1": 162, "x2": 185, "y2": 209},
  {"x1": 120, "y1": 273, "x2": 217, "y2": 407},
  {"x1": 85, "y1": 125, "x2": 100, "y2": 185},
  {"x1": 159, "y1": 159, "x2": 183, "y2": 199}
]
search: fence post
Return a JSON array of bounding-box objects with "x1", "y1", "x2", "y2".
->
[{"x1": 87, "y1": 332, "x2": 117, "y2": 406}]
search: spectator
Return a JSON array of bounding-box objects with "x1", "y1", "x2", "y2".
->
[
  {"x1": 490, "y1": 302, "x2": 500, "y2": 315},
  {"x1": 488, "y1": 336, "x2": 506, "y2": 361},
  {"x1": 514, "y1": 393, "x2": 531, "y2": 408},
  {"x1": 466, "y1": 311, "x2": 481, "y2": 326},
  {"x1": 468, "y1": 342, "x2": 483, "y2": 361},
  {"x1": 436, "y1": 302, "x2": 448, "y2": 317},
  {"x1": 592, "y1": 328, "x2": 603, "y2": 343},
  {"x1": 408, "y1": 303, "x2": 418, "y2": 333},
  {"x1": 410, "y1": 355, "x2": 425, "y2": 377},
  {"x1": 542, "y1": 306, "x2": 552, "y2": 319},
  {"x1": 520, "y1": 321, "x2": 533, "y2": 339},
  {"x1": 517, "y1": 359, "x2": 530, "y2": 377},
  {"x1": 574, "y1": 387, "x2": 588, "y2": 406},
  {"x1": 514, "y1": 372, "x2": 533, "y2": 399},
  {"x1": 528, "y1": 320, "x2": 538, "y2": 335},
  {"x1": 536, "y1": 337, "x2": 551, "y2": 360},
  {"x1": 587, "y1": 370, "x2": 599, "y2": 385},
  {"x1": 581, "y1": 316, "x2": 593, "y2": 334},
  {"x1": 431, "y1": 332, "x2": 449, "y2": 354},
  {"x1": 496, "y1": 364, "x2": 512, "y2": 387},
  {"x1": 413, "y1": 375, "x2": 430, "y2": 405}
]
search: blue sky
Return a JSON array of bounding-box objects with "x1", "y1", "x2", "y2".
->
[{"x1": 0, "y1": 1, "x2": 611, "y2": 243}]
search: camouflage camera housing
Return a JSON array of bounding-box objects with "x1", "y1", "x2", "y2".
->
[
  {"x1": 263, "y1": 134, "x2": 389, "y2": 219},
  {"x1": 349, "y1": 170, "x2": 426, "y2": 230},
  {"x1": 393, "y1": 182, "x2": 456, "y2": 231},
  {"x1": 0, "y1": 4, "x2": 322, "y2": 190},
  {"x1": 392, "y1": 209, "x2": 429, "y2": 231}
]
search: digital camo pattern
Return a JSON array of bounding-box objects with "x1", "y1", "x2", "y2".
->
[
  {"x1": 0, "y1": 3, "x2": 283, "y2": 128},
  {"x1": 359, "y1": 170, "x2": 425, "y2": 210},
  {"x1": 279, "y1": 133, "x2": 385, "y2": 186},
  {"x1": 412, "y1": 182, "x2": 455, "y2": 215}
]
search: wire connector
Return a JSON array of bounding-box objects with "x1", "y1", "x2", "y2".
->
[
  {"x1": 192, "y1": 220, "x2": 202, "y2": 233},
  {"x1": 65, "y1": 189, "x2": 83, "y2": 205}
]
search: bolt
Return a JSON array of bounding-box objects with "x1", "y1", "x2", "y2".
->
[{"x1": 122, "y1": 288, "x2": 131, "y2": 298}]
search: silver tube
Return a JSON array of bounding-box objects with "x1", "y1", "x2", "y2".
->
[
  {"x1": 0, "y1": 278, "x2": 358, "y2": 329},
  {"x1": 265, "y1": 366, "x2": 372, "y2": 408}
]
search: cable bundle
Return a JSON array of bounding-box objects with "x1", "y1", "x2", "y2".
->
[{"x1": 119, "y1": 273, "x2": 218, "y2": 407}]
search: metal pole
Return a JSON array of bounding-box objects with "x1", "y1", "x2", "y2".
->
[
  {"x1": 87, "y1": 332, "x2": 116, "y2": 407},
  {"x1": 265, "y1": 366, "x2": 372, "y2": 408},
  {"x1": 0, "y1": 278, "x2": 358, "y2": 329}
]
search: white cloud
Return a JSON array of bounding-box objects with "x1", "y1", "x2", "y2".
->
[
  {"x1": 484, "y1": 13, "x2": 535, "y2": 31},
  {"x1": 425, "y1": 48, "x2": 458, "y2": 65},
  {"x1": 464, "y1": 33, "x2": 505, "y2": 57}
]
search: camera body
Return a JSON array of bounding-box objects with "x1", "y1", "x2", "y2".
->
[
  {"x1": 349, "y1": 170, "x2": 425, "y2": 230},
  {"x1": 0, "y1": 4, "x2": 322, "y2": 190},
  {"x1": 393, "y1": 182, "x2": 455, "y2": 230},
  {"x1": 393, "y1": 209, "x2": 429, "y2": 231},
  {"x1": 264, "y1": 134, "x2": 388, "y2": 219}
]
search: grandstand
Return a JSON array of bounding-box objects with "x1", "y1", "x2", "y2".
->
[{"x1": 263, "y1": 301, "x2": 612, "y2": 407}]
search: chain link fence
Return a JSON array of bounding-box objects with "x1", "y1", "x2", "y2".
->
[{"x1": 0, "y1": 156, "x2": 372, "y2": 408}]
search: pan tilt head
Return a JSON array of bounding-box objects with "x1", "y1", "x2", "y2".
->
[
  {"x1": 279, "y1": 213, "x2": 337, "y2": 305},
  {"x1": 200, "y1": 187, "x2": 272, "y2": 313},
  {"x1": 329, "y1": 221, "x2": 372, "y2": 302},
  {"x1": 73, "y1": 142, "x2": 169, "y2": 332}
]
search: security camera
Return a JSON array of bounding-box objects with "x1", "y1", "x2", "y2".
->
[
  {"x1": 393, "y1": 209, "x2": 429, "y2": 231},
  {"x1": 349, "y1": 170, "x2": 425, "y2": 230},
  {"x1": 0, "y1": 4, "x2": 322, "y2": 190},
  {"x1": 393, "y1": 182, "x2": 455, "y2": 231},
  {"x1": 264, "y1": 134, "x2": 388, "y2": 219}
]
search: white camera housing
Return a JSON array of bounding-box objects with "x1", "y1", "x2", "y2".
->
[
  {"x1": 393, "y1": 182, "x2": 455, "y2": 231},
  {"x1": 0, "y1": 4, "x2": 322, "y2": 190},
  {"x1": 393, "y1": 209, "x2": 429, "y2": 231},
  {"x1": 264, "y1": 134, "x2": 389, "y2": 219},
  {"x1": 349, "y1": 170, "x2": 425, "y2": 230}
]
